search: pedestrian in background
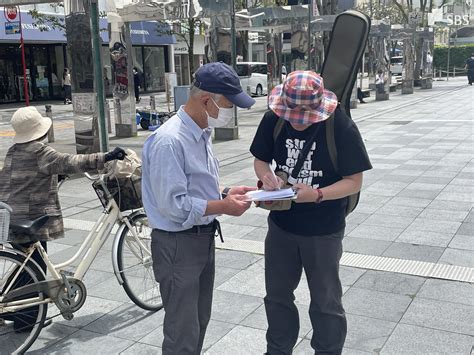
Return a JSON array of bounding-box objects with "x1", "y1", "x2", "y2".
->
[
  {"x1": 142, "y1": 62, "x2": 256, "y2": 355},
  {"x1": 465, "y1": 53, "x2": 474, "y2": 85},
  {"x1": 250, "y1": 71, "x2": 372, "y2": 355},
  {"x1": 62, "y1": 68, "x2": 72, "y2": 105},
  {"x1": 375, "y1": 69, "x2": 385, "y2": 93},
  {"x1": 133, "y1": 67, "x2": 141, "y2": 103}
]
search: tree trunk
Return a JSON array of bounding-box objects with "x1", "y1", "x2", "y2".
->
[{"x1": 414, "y1": 37, "x2": 423, "y2": 81}]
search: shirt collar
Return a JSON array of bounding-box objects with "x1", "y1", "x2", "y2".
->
[{"x1": 177, "y1": 106, "x2": 210, "y2": 142}]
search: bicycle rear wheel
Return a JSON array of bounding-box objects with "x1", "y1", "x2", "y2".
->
[
  {"x1": 115, "y1": 213, "x2": 162, "y2": 311},
  {"x1": 0, "y1": 250, "x2": 48, "y2": 354}
]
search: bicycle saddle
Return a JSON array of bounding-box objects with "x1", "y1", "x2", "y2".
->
[{"x1": 10, "y1": 215, "x2": 49, "y2": 236}]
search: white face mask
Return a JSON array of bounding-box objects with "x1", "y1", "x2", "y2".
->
[{"x1": 207, "y1": 97, "x2": 234, "y2": 128}]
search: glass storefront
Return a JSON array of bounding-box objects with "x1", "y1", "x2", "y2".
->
[
  {"x1": 0, "y1": 43, "x2": 169, "y2": 104},
  {"x1": 144, "y1": 47, "x2": 166, "y2": 91},
  {"x1": 133, "y1": 45, "x2": 169, "y2": 93},
  {"x1": 0, "y1": 44, "x2": 66, "y2": 104},
  {"x1": 0, "y1": 46, "x2": 19, "y2": 103}
]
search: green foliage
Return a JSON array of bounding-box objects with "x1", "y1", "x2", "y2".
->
[
  {"x1": 356, "y1": 1, "x2": 405, "y2": 24},
  {"x1": 28, "y1": 8, "x2": 65, "y2": 31},
  {"x1": 433, "y1": 44, "x2": 474, "y2": 70}
]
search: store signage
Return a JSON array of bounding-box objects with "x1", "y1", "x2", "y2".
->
[
  {"x1": 249, "y1": 32, "x2": 259, "y2": 43},
  {"x1": 312, "y1": 3, "x2": 319, "y2": 17},
  {"x1": 5, "y1": 21, "x2": 20, "y2": 34},
  {"x1": 4, "y1": 6, "x2": 17, "y2": 21},
  {"x1": 0, "y1": 0, "x2": 59, "y2": 5}
]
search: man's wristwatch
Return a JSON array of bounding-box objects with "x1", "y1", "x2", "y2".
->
[
  {"x1": 221, "y1": 187, "x2": 231, "y2": 199},
  {"x1": 315, "y1": 188, "x2": 323, "y2": 203}
]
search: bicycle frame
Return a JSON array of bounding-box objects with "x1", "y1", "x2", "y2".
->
[{"x1": 1, "y1": 176, "x2": 152, "y2": 314}]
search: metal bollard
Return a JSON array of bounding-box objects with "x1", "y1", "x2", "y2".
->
[
  {"x1": 453, "y1": 67, "x2": 456, "y2": 78},
  {"x1": 150, "y1": 95, "x2": 156, "y2": 110},
  {"x1": 45, "y1": 105, "x2": 54, "y2": 143},
  {"x1": 105, "y1": 100, "x2": 112, "y2": 133}
]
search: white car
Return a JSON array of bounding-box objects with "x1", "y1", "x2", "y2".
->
[
  {"x1": 390, "y1": 56, "x2": 403, "y2": 76},
  {"x1": 236, "y1": 62, "x2": 268, "y2": 96}
]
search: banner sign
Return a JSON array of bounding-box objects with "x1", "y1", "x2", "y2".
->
[
  {"x1": 0, "y1": 0, "x2": 59, "y2": 5},
  {"x1": 5, "y1": 20, "x2": 19, "y2": 34}
]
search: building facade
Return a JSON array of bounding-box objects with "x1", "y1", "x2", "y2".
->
[{"x1": 0, "y1": 11, "x2": 175, "y2": 104}]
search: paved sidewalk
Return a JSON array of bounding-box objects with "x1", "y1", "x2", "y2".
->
[{"x1": 1, "y1": 78, "x2": 473, "y2": 354}]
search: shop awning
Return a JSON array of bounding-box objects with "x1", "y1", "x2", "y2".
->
[{"x1": 0, "y1": 12, "x2": 175, "y2": 45}]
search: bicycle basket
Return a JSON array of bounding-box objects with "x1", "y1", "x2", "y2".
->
[
  {"x1": 0, "y1": 202, "x2": 12, "y2": 244},
  {"x1": 93, "y1": 176, "x2": 143, "y2": 212}
]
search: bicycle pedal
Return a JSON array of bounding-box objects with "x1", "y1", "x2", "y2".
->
[
  {"x1": 61, "y1": 312, "x2": 74, "y2": 321},
  {"x1": 61, "y1": 269, "x2": 75, "y2": 277}
]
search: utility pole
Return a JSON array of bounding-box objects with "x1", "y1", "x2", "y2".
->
[
  {"x1": 231, "y1": 0, "x2": 238, "y2": 126},
  {"x1": 89, "y1": 0, "x2": 108, "y2": 151},
  {"x1": 446, "y1": 25, "x2": 451, "y2": 81},
  {"x1": 18, "y1": 8, "x2": 29, "y2": 106},
  {"x1": 307, "y1": 0, "x2": 312, "y2": 70}
]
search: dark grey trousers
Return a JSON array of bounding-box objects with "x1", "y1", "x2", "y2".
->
[
  {"x1": 265, "y1": 218, "x2": 347, "y2": 355},
  {"x1": 151, "y1": 229, "x2": 215, "y2": 355}
]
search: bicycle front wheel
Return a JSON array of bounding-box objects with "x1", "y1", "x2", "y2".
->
[
  {"x1": 0, "y1": 250, "x2": 48, "y2": 354},
  {"x1": 115, "y1": 213, "x2": 162, "y2": 311}
]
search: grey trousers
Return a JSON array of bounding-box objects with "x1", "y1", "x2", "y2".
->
[
  {"x1": 265, "y1": 218, "x2": 347, "y2": 355},
  {"x1": 151, "y1": 229, "x2": 215, "y2": 355}
]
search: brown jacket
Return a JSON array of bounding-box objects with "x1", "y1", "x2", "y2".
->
[{"x1": 0, "y1": 141, "x2": 105, "y2": 243}]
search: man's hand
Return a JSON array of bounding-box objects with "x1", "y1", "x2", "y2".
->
[
  {"x1": 293, "y1": 183, "x2": 318, "y2": 203},
  {"x1": 261, "y1": 172, "x2": 285, "y2": 191},
  {"x1": 228, "y1": 186, "x2": 256, "y2": 195},
  {"x1": 223, "y1": 194, "x2": 252, "y2": 216}
]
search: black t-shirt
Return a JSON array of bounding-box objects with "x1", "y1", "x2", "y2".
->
[
  {"x1": 250, "y1": 108, "x2": 372, "y2": 236},
  {"x1": 466, "y1": 58, "x2": 474, "y2": 70}
]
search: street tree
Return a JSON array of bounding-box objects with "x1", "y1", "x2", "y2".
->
[{"x1": 158, "y1": 18, "x2": 204, "y2": 83}]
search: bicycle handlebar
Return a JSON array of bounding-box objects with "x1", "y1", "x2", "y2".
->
[{"x1": 84, "y1": 172, "x2": 103, "y2": 181}]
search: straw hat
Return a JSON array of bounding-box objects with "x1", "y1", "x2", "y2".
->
[
  {"x1": 11, "y1": 107, "x2": 52, "y2": 144},
  {"x1": 268, "y1": 71, "x2": 338, "y2": 124}
]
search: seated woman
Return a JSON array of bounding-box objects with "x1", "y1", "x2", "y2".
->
[{"x1": 0, "y1": 106, "x2": 125, "y2": 331}]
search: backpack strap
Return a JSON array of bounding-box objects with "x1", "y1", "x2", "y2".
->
[
  {"x1": 325, "y1": 113, "x2": 338, "y2": 172},
  {"x1": 325, "y1": 111, "x2": 361, "y2": 216},
  {"x1": 273, "y1": 117, "x2": 286, "y2": 142}
]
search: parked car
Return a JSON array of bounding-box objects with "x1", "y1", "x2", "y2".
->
[
  {"x1": 390, "y1": 56, "x2": 403, "y2": 76},
  {"x1": 235, "y1": 62, "x2": 268, "y2": 96}
]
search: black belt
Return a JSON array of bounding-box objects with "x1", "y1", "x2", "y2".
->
[{"x1": 156, "y1": 220, "x2": 224, "y2": 242}]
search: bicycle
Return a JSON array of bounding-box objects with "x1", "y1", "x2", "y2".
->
[{"x1": 0, "y1": 172, "x2": 162, "y2": 354}]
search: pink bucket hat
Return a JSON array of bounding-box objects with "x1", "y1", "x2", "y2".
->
[{"x1": 268, "y1": 71, "x2": 338, "y2": 124}]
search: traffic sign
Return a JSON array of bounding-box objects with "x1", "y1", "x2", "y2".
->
[{"x1": 4, "y1": 6, "x2": 17, "y2": 22}]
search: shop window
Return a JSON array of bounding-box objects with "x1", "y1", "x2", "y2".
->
[{"x1": 144, "y1": 47, "x2": 166, "y2": 92}]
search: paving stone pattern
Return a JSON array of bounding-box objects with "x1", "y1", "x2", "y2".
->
[{"x1": 1, "y1": 78, "x2": 473, "y2": 354}]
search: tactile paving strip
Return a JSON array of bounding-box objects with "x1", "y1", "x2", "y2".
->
[{"x1": 64, "y1": 218, "x2": 473, "y2": 283}]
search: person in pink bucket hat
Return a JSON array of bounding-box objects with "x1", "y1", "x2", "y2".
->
[{"x1": 250, "y1": 71, "x2": 372, "y2": 355}]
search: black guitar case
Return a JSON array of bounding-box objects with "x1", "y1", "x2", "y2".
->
[
  {"x1": 321, "y1": 10, "x2": 371, "y2": 118},
  {"x1": 320, "y1": 10, "x2": 370, "y2": 214}
]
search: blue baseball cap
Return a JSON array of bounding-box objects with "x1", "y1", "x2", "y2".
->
[{"x1": 194, "y1": 62, "x2": 256, "y2": 108}]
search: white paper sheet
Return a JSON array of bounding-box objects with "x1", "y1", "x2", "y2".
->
[{"x1": 245, "y1": 188, "x2": 296, "y2": 202}]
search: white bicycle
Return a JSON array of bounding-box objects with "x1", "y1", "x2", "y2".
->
[{"x1": 0, "y1": 173, "x2": 162, "y2": 354}]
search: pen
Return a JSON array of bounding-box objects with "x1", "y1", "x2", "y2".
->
[{"x1": 269, "y1": 167, "x2": 280, "y2": 190}]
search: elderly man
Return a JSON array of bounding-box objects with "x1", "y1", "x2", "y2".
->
[{"x1": 142, "y1": 62, "x2": 256, "y2": 354}]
